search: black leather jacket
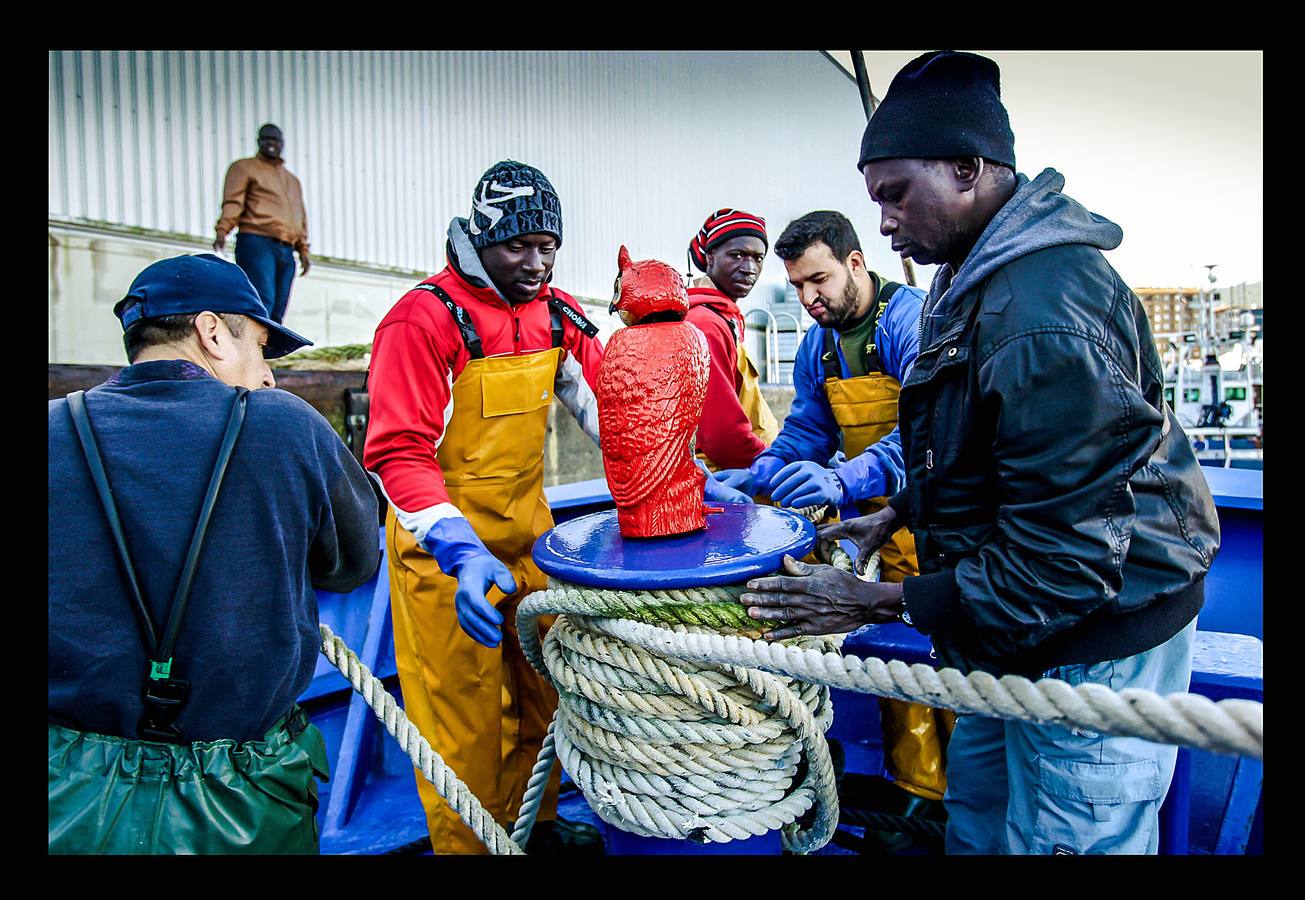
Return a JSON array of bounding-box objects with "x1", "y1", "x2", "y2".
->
[{"x1": 895, "y1": 240, "x2": 1220, "y2": 677}]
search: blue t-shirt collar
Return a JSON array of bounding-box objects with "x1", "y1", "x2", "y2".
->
[{"x1": 107, "y1": 359, "x2": 215, "y2": 387}]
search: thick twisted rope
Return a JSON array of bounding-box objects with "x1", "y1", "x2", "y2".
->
[
  {"x1": 320, "y1": 503, "x2": 1262, "y2": 860},
  {"x1": 509, "y1": 711, "x2": 558, "y2": 847},
  {"x1": 570, "y1": 617, "x2": 1263, "y2": 760},
  {"x1": 520, "y1": 505, "x2": 1261, "y2": 760},
  {"x1": 318, "y1": 625, "x2": 526, "y2": 855},
  {"x1": 315, "y1": 506, "x2": 854, "y2": 854},
  {"x1": 515, "y1": 593, "x2": 842, "y2": 853},
  {"x1": 505, "y1": 508, "x2": 852, "y2": 853}
]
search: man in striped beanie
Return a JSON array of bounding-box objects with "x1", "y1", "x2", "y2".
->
[{"x1": 684, "y1": 208, "x2": 779, "y2": 472}]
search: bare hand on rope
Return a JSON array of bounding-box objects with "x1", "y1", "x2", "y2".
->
[
  {"x1": 742, "y1": 554, "x2": 905, "y2": 639},
  {"x1": 816, "y1": 506, "x2": 899, "y2": 575}
]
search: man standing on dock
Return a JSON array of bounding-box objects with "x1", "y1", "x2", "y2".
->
[
  {"x1": 740, "y1": 50, "x2": 1220, "y2": 855},
  {"x1": 214, "y1": 123, "x2": 311, "y2": 323}
]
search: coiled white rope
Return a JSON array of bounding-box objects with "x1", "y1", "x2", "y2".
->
[
  {"x1": 577, "y1": 616, "x2": 1264, "y2": 759},
  {"x1": 320, "y1": 509, "x2": 1263, "y2": 856},
  {"x1": 517, "y1": 606, "x2": 842, "y2": 852}
]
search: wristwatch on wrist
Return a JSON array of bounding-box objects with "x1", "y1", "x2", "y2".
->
[{"x1": 899, "y1": 606, "x2": 913, "y2": 627}]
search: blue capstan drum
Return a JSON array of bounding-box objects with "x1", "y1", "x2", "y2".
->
[{"x1": 526, "y1": 503, "x2": 832, "y2": 855}]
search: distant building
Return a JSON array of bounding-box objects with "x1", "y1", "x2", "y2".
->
[
  {"x1": 1134, "y1": 282, "x2": 1262, "y2": 359},
  {"x1": 1135, "y1": 287, "x2": 1202, "y2": 345},
  {"x1": 1212, "y1": 281, "x2": 1262, "y2": 341}
]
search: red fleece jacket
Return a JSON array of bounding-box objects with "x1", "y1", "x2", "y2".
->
[
  {"x1": 365, "y1": 266, "x2": 604, "y2": 537},
  {"x1": 685, "y1": 287, "x2": 767, "y2": 469}
]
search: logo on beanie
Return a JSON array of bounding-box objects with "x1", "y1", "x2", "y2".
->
[{"x1": 470, "y1": 180, "x2": 537, "y2": 235}]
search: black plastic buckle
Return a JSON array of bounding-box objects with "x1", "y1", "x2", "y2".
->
[
  {"x1": 284, "y1": 706, "x2": 308, "y2": 740},
  {"x1": 138, "y1": 677, "x2": 191, "y2": 742}
]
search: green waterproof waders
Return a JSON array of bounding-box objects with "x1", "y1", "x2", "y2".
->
[
  {"x1": 51, "y1": 388, "x2": 329, "y2": 854},
  {"x1": 48, "y1": 706, "x2": 329, "y2": 854}
]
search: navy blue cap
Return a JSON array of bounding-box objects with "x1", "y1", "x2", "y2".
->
[{"x1": 112, "y1": 254, "x2": 312, "y2": 359}]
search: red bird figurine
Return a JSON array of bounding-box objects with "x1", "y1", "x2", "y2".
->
[{"x1": 598, "y1": 246, "x2": 711, "y2": 538}]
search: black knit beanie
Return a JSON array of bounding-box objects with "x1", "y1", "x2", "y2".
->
[
  {"x1": 467, "y1": 160, "x2": 563, "y2": 250},
  {"x1": 857, "y1": 51, "x2": 1015, "y2": 171}
]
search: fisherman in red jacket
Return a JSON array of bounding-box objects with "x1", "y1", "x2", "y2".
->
[
  {"x1": 364, "y1": 160, "x2": 604, "y2": 855},
  {"x1": 684, "y1": 208, "x2": 780, "y2": 472}
]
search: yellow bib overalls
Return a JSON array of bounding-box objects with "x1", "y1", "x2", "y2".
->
[
  {"x1": 696, "y1": 308, "x2": 779, "y2": 472},
  {"x1": 385, "y1": 288, "x2": 567, "y2": 853},
  {"x1": 821, "y1": 284, "x2": 956, "y2": 802},
  {"x1": 736, "y1": 340, "x2": 780, "y2": 450}
]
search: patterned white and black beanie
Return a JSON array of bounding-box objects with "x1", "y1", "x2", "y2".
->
[{"x1": 467, "y1": 160, "x2": 563, "y2": 251}]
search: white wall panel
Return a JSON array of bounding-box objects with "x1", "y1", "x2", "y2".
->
[{"x1": 50, "y1": 50, "x2": 901, "y2": 304}]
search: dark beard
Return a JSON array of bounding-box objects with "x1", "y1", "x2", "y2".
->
[{"x1": 825, "y1": 272, "x2": 864, "y2": 332}]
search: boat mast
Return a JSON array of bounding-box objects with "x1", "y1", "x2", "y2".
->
[{"x1": 850, "y1": 51, "x2": 917, "y2": 288}]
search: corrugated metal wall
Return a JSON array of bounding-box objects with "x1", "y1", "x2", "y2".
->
[{"x1": 50, "y1": 50, "x2": 898, "y2": 301}]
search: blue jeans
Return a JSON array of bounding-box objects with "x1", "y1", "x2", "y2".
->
[
  {"x1": 235, "y1": 233, "x2": 296, "y2": 322},
  {"x1": 943, "y1": 617, "x2": 1197, "y2": 854}
]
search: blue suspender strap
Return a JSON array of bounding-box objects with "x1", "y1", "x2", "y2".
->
[{"x1": 66, "y1": 387, "x2": 250, "y2": 742}]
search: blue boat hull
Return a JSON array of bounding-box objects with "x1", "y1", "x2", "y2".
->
[{"x1": 304, "y1": 467, "x2": 1263, "y2": 855}]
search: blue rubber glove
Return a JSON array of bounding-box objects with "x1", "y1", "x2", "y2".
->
[
  {"x1": 420, "y1": 517, "x2": 517, "y2": 648},
  {"x1": 713, "y1": 454, "x2": 786, "y2": 496},
  {"x1": 712, "y1": 467, "x2": 755, "y2": 494},
  {"x1": 699, "y1": 460, "x2": 754, "y2": 504},
  {"x1": 767, "y1": 461, "x2": 846, "y2": 510}
]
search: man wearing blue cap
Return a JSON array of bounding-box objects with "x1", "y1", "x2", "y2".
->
[
  {"x1": 740, "y1": 51, "x2": 1219, "y2": 854},
  {"x1": 48, "y1": 253, "x2": 379, "y2": 853}
]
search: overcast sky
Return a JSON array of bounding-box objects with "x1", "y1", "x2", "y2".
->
[{"x1": 832, "y1": 51, "x2": 1262, "y2": 292}]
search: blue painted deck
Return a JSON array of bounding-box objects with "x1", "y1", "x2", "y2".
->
[{"x1": 304, "y1": 470, "x2": 1263, "y2": 855}]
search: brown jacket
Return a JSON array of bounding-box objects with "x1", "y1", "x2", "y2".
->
[{"x1": 215, "y1": 156, "x2": 309, "y2": 253}]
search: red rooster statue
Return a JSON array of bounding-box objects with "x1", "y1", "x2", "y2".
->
[{"x1": 598, "y1": 245, "x2": 711, "y2": 538}]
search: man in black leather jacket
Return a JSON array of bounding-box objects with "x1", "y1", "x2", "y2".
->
[{"x1": 741, "y1": 51, "x2": 1219, "y2": 854}]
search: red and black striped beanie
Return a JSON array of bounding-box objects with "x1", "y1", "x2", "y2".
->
[{"x1": 687, "y1": 208, "x2": 768, "y2": 272}]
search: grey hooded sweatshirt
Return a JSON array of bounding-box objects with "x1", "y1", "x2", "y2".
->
[
  {"x1": 920, "y1": 167, "x2": 1124, "y2": 350},
  {"x1": 894, "y1": 168, "x2": 1218, "y2": 677}
]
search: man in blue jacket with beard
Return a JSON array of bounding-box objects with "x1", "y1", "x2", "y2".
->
[{"x1": 740, "y1": 50, "x2": 1220, "y2": 855}]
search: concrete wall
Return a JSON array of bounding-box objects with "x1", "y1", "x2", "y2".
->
[{"x1": 48, "y1": 222, "x2": 615, "y2": 365}]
